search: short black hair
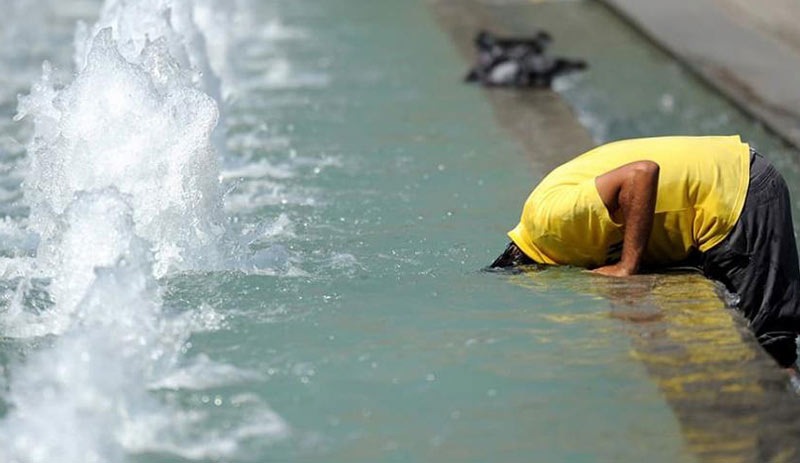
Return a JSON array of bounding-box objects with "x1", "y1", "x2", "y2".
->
[{"x1": 489, "y1": 241, "x2": 535, "y2": 268}]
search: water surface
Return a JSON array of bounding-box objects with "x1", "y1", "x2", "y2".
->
[{"x1": 0, "y1": 0, "x2": 799, "y2": 462}]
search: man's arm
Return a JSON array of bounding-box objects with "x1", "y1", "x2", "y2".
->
[{"x1": 591, "y1": 160, "x2": 660, "y2": 277}]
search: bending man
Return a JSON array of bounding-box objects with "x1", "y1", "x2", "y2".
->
[{"x1": 492, "y1": 136, "x2": 800, "y2": 367}]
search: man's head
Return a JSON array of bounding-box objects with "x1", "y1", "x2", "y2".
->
[{"x1": 490, "y1": 241, "x2": 535, "y2": 268}]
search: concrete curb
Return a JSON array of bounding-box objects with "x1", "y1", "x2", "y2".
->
[{"x1": 598, "y1": 0, "x2": 800, "y2": 149}]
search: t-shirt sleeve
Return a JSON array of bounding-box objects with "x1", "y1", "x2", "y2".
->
[{"x1": 532, "y1": 178, "x2": 622, "y2": 267}]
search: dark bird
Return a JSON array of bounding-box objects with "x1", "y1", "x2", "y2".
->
[{"x1": 465, "y1": 30, "x2": 587, "y2": 88}]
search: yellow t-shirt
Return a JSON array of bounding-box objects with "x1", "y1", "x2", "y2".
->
[{"x1": 508, "y1": 136, "x2": 750, "y2": 268}]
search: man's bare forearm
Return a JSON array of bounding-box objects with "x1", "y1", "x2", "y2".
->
[
  {"x1": 592, "y1": 160, "x2": 659, "y2": 277},
  {"x1": 617, "y1": 163, "x2": 659, "y2": 273}
]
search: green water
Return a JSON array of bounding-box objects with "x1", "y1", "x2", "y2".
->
[
  {"x1": 163, "y1": 0, "x2": 715, "y2": 461},
  {"x1": 5, "y1": 0, "x2": 800, "y2": 461}
]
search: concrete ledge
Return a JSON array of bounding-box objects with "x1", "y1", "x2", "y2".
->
[{"x1": 599, "y1": 0, "x2": 800, "y2": 148}]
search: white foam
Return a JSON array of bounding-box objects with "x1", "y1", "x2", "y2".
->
[
  {"x1": 149, "y1": 353, "x2": 264, "y2": 390},
  {"x1": 185, "y1": 302, "x2": 228, "y2": 332},
  {"x1": 121, "y1": 406, "x2": 290, "y2": 460},
  {"x1": 222, "y1": 159, "x2": 296, "y2": 181},
  {"x1": 249, "y1": 59, "x2": 330, "y2": 90},
  {"x1": 223, "y1": 181, "x2": 319, "y2": 212},
  {"x1": 192, "y1": 1, "x2": 311, "y2": 99},
  {"x1": 0, "y1": 192, "x2": 166, "y2": 463},
  {"x1": 1, "y1": 248, "x2": 288, "y2": 461},
  {"x1": 233, "y1": 213, "x2": 295, "y2": 249},
  {"x1": 191, "y1": 0, "x2": 237, "y2": 96},
  {"x1": 74, "y1": 0, "x2": 222, "y2": 103},
  {"x1": 2, "y1": 0, "x2": 290, "y2": 460},
  {"x1": 257, "y1": 18, "x2": 307, "y2": 41},
  {"x1": 0, "y1": 257, "x2": 36, "y2": 280},
  {"x1": 2, "y1": 190, "x2": 144, "y2": 336},
  {"x1": 226, "y1": 129, "x2": 292, "y2": 155},
  {"x1": 19, "y1": 29, "x2": 224, "y2": 278},
  {"x1": 0, "y1": 217, "x2": 38, "y2": 256}
]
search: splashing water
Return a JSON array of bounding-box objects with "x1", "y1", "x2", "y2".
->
[
  {"x1": 19, "y1": 28, "x2": 224, "y2": 282},
  {"x1": 1, "y1": 190, "x2": 288, "y2": 462},
  {"x1": 1, "y1": 190, "x2": 162, "y2": 462},
  {"x1": 74, "y1": 0, "x2": 223, "y2": 104},
  {"x1": 0, "y1": 0, "x2": 288, "y2": 461}
]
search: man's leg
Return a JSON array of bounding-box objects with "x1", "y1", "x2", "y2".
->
[{"x1": 703, "y1": 151, "x2": 800, "y2": 367}]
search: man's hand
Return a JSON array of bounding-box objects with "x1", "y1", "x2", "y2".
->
[
  {"x1": 594, "y1": 160, "x2": 660, "y2": 276},
  {"x1": 591, "y1": 263, "x2": 635, "y2": 277}
]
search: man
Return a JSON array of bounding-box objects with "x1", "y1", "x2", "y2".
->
[{"x1": 492, "y1": 135, "x2": 800, "y2": 368}]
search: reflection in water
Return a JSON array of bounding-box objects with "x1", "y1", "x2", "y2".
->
[{"x1": 511, "y1": 268, "x2": 800, "y2": 463}]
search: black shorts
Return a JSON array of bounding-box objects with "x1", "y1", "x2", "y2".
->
[{"x1": 702, "y1": 150, "x2": 800, "y2": 367}]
